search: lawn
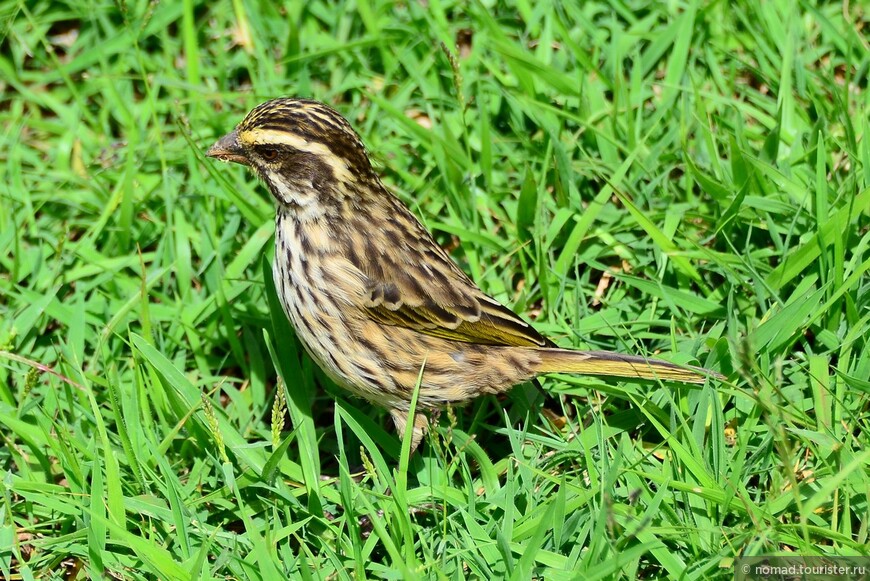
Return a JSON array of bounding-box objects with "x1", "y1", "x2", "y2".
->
[{"x1": 1, "y1": 1, "x2": 868, "y2": 579}]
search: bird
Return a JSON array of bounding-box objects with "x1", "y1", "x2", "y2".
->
[{"x1": 206, "y1": 98, "x2": 715, "y2": 452}]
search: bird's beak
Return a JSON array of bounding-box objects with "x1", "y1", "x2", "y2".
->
[{"x1": 206, "y1": 130, "x2": 249, "y2": 165}]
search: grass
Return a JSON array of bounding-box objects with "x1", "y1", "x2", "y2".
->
[{"x1": 1, "y1": 0, "x2": 868, "y2": 578}]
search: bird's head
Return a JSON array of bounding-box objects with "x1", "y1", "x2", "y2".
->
[{"x1": 207, "y1": 98, "x2": 376, "y2": 210}]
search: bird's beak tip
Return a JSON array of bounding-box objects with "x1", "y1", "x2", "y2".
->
[{"x1": 206, "y1": 130, "x2": 249, "y2": 165}]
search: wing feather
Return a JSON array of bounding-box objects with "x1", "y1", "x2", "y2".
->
[
  {"x1": 341, "y1": 195, "x2": 554, "y2": 348},
  {"x1": 361, "y1": 267, "x2": 552, "y2": 348}
]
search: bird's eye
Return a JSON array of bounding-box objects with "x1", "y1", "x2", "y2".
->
[{"x1": 261, "y1": 148, "x2": 279, "y2": 161}]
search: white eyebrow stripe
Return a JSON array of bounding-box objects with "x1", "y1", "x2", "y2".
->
[
  {"x1": 241, "y1": 128, "x2": 354, "y2": 183},
  {"x1": 241, "y1": 128, "x2": 317, "y2": 148}
]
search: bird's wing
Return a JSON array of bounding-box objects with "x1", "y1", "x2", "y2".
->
[
  {"x1": 363, "y1": 273, "x2": 553, "y2": 347},
  {"x1": 318, "y1": 192, "x2": 555, "y2": 348},
  {"x1": 328, "y1": 227, "x2": 552, "y2": 348}
]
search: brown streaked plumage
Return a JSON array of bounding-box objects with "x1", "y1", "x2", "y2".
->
[{"x1": 207, "y1": 98, "x2": 718, "y2": 452}]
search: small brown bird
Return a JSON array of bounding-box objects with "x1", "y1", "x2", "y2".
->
[{"x1": 207, "y1": 98, "x2": 714, "y2": 451}]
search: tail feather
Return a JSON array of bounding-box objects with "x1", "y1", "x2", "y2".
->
[{"x1": 536, "y1": 349, "x2": 715, "y2": 384}]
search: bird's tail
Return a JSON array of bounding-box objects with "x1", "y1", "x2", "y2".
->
[{"x1": 535, "y1": 349, "x2": 714, "y2": 384}]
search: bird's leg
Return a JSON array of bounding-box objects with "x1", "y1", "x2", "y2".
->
[{"x1": 390, "y1": 409, "x2": 429, "y2": 454}]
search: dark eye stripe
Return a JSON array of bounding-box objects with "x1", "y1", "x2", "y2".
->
[{"x1": 255, "y1": 144, "x2": 296, "y2": 160}]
